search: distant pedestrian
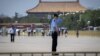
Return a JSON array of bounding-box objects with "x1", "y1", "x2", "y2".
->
[
  {"x1": 27, "y1": 27, "x2": 31, "y2": 36},
  {"x1": 31, "y1": 28, "x2": 33, "y2": 36},
  {"x1": 18, "y1": 29, "x2": 20, "y2": 36},
  {"x1": 76, "y1": 30, "x2": 79, "y2": 38},
  {"x1": 41, "y1": 29, "x2": 45, "y2": 36},
  {"x1": 9, "y1": 25, "x2": 16, "y2": 42},
  {"x1": 64, "y1": 29, "x2": 68, "y2": 37},
  {"x1": 33, "y1": 29, "x2": 36, "y2": 36}
]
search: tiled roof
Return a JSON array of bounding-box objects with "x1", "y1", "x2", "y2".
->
[{"x1": 27, "y1": 1, "x2": 86, "y2": 13}]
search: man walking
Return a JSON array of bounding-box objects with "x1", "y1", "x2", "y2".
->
[{"x1": 50, "y1": 14, "x2": 62, "y2": 55}]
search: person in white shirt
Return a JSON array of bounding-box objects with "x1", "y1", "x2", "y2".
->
[
  {"x1": 33, "y1": 29, "x2": 36, "y2": 36},
  {"x1": 27, "y1": 27, "x2": 31, "y2": 36},
  {"x1": 9, "y1": 25, "x2": 16, "y2": 42}
]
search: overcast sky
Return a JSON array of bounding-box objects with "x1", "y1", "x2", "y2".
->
[{"x1": 0, "y1": 0, "x2": 100, "y2": 17}]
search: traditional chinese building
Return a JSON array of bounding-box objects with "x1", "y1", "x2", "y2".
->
[{"x1": 27, "y1": 0, "x2": 86, "y2": 18}]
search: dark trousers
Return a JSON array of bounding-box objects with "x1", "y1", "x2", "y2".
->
[
  {"x1": 18, "y1": 31, "x2": 20, "y2": 36},
  {"x1": 52, "y1": 31, "x2": 58, "y2": 52},
  {"x1": 42, "y1": 32, "x2": 45, "y2": 36},
  {"x1": 10, "y1": 34, "x2": 15, "y2": 42},
  {"x1": 28, "y1": 32, "x2": 31, "y2": 36}
]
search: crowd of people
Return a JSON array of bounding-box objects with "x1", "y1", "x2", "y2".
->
[
  {"x1": 0, "y1": 27, "x2": 68, "y2": 37},
  {"x1": 0, "y1": 14, "x2": 69, "y2": 55}
]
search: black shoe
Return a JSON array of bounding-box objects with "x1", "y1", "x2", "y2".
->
[
  {"x1": 52, "y1": 53, "x2": 59, "y2": 56},
  {"x1": 11, "y1": 41, "x2": 14, "y2": 42}
]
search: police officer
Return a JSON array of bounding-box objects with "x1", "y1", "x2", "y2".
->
[{"x1": 50, "y1": 14, "x2": 60, "y2": 55}]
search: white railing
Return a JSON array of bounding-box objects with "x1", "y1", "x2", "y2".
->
[{"x1": 0, "y1": 52, "x2": 100, "y2": 56}]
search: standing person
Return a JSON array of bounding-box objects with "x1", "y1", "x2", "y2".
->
[
  {"x1": 18, "y1": 29, "x2": 20, "y2": 36},
  {"x1": 33, "y1": 29, "x2": 36, "y2": 36},
  {"x1": 41, "y1": 29, "x2": 45, "y2": 36},
  {"x1": 76, "y1": 30, "x2": 79, "y2": 38},
  {"x1": 2, "y1": 26, "x2": 7, "y2": 36},
  {"x1": 31, "y1": 28, "x2": 33, "y2": 36},
  {"x1": 9, "y1": 25, "x2": 16, "y2": 42},
  {"x1": 27, "y1": 27, "x2": 31, "y2": 36},
  {"x1": 61, "y1": 27, "x2": 64, "y2": 35},
  {"x1": 50, "y1": 14, "x2": 62, "y2": 55},
  {"x1": 64, "y1": 28, "x2": 68, "y2": 37}
]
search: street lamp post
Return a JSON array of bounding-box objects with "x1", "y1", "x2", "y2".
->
[{"x1": 75, "y1": 11, "x2": 81, "y2": 38}]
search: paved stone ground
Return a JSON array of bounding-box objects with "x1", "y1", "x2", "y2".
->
[{"x1": 0, "y1": 35, "x2": 100, "y2": 56}]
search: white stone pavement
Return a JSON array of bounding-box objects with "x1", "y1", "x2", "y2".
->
[{"x1": 0, "y1": 35, "x2": 100, "y2": 56}]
